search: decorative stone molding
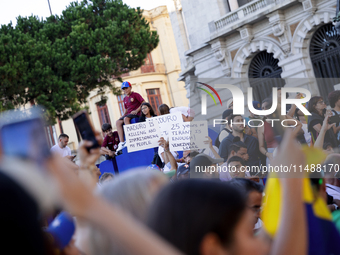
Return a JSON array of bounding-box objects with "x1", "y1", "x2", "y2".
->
[
  {"x1": 238, "y1": 25, "x2": 254, "y2": 43},
  {"x1": 291, "y1": 9, "x2": 336, "y2": 55},
  {"x1": 300, "y1": 0, "x2": 317, "y2": 15},
  {"x1": 173, "y1": 0, "x2": 182, "y2": 11},
  {"x1": 184, "y1": 56, "x2": 194, "y2": 69},
  {"x1": 231, "y1": 38, "x2": 286, "y2": 78},
  {"x1": 267, "y1": 11, "x2": 291, "y2": 54},
  {"x1": 184, "y1": 72, "x2": 198, "y2": 100},
  {"x1": 210, "y1": 39, "x2": 232, "y2": 77}
]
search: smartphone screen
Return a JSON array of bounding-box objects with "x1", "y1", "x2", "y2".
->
[
  {"x1": 0, "y1": 118, "x2": 51, "y2": 163},
  {"x1": 73, "y1": 113, "x2": 99, "y2": 150}
]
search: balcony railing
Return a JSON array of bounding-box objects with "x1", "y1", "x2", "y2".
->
[{"x1": 214, "y1": 0, "x2": 269, "y2": 33}]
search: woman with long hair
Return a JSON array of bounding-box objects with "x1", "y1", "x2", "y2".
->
[
  {"x1": 139, "y1": 102, "x2": 157, "y2": 122},
  {"x1": 137, "y1": 102, "x2": 160, "y2": 167},
  {"x1": 307, "y1": 96, "x2": 337, "y2": 148}
]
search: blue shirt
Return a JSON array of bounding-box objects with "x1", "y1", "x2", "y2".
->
[{"x1": 218, "y1": 133, "x2": 260, "y2": 168}]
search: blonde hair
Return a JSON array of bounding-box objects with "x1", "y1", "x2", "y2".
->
[{"x1": 88, "y1": 169, "x2": 168, "y2": 255}]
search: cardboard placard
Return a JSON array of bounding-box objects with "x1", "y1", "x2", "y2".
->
[
  {"x1": 146, "y1": 112, "x2": 183, "y2": 139},
  {"x1": 169, "y1": 121, "x2": 209, "y2": 151},
  {"x1": 124, "y1": 120, "x2": 161, "y2": 153}
]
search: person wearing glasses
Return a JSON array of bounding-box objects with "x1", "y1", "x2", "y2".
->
[
  {"x1": 139, "y1": 102, "x2": 157, "y2": 122},
  {"x1": 307, "y1": 96, "x2": 338, "y2": 148},
  {"x1": 229, "y1": 178, "x2": 264, "y2": 233}
]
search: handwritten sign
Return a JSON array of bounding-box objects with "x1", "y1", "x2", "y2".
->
[
  {"x1": 169, "y1": 121, "x2": 209, "y2": 151},
  {"x1": 124, "y1": 120, "x2": 161, "y2": 153},
  {"x1": 147, "y1": 112, "x2": 183, "y2": 139}
]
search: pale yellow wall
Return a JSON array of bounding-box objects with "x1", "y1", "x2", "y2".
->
[
  {"x1": 145, "y1": 6, "x2": 188, "y2": 107},
  {"x1": 54, "y1": 5, "x2": 188, "y2": 148},
  {"x1": 55, "y1": 118, "x2": 79, "y2": 151}
]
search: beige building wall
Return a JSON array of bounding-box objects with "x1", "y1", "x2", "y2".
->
[{"x1": 52, "y1": 5, "x2": 188, "y2": 150}]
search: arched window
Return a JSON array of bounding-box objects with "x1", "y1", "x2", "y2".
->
[
  {"x1": 310, "y1": 23, "x2": 340, "y2": 103},
  {"x1": 248, "y1": 51, "x2": 284, "y2": 102}
]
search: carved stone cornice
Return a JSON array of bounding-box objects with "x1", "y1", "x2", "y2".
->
[
  {"x1": 267, "y1": 11, "x2": 291, "y2": 54},
  {"x1": 210, "y1": 39, "x2": 231, "y2": 77}
]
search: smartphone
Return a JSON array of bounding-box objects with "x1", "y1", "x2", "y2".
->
[
  {"x1": 0, "y1": 107, "x2": 51, "y2": 164},
  {"x1": 329, "y1": 115, "x2": 340, "y2": 124},
  {"x1": 72, "y1": 110, "x2": 100, "y2": 151}
]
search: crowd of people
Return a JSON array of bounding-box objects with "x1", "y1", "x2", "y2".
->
[{"x1": 1, "y1": 81, "x2": 340, "y2": 255}]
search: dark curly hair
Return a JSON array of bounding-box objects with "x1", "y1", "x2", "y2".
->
[
  {"x1": 328, "y1": 90, "x2": 340, "y2": 108},
  {"x1": 307, "y1": 96, "x2": 323, "y2": 115}
]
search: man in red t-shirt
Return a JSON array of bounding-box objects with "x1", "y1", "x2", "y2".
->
[
  {"x1": 100, "y1": 123, "x2": 120, "y2": 174},
  {"x1": 116, "y1": 81, "x2": 145, "y2": 153},
  {"x1": 101, "y1": 123, "x2": 120, "y2": 157}
]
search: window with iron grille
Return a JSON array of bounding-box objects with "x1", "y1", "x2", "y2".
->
[
  {"x1": 248, "y1": 51, "x2": 285, "y2": 103},
  {"x1": 97, "y1": 103, "x2": 111, "y2": 127},
  {"x1": 147, "y1": 89, "x2": 162, "y2": 115},
  {"x1": 310, "y1": 23, "x2": 340, "y2": 104},
  {"x1": 117, "y1": 95, "x2": 126, "y2": 116},
  {"x1": 141, "y1": 53, "x2": 155, "y2": 73},
  {"x1": 46, "y1": 125, "x2": 56, "y2": 148}
]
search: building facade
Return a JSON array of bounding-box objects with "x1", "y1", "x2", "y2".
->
[
  {"x1": 50, "y1": 6, "x2": 188, "y2": 150},
  {"x1": 168, "y1": 0, "x2": 340, "y2": 121}
]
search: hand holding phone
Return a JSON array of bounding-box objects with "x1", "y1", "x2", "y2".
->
[
  {"x1": 0, "y1": 107, "x2": 51, "y2": 164},
  {"x1": 296, "y1": 93, "x2": 304, "y2": 99},
  {"x1": 73, "y1": 111, "x2": 101, "y2": 151}
]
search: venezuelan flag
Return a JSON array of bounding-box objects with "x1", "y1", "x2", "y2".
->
[{"x1": 262, "y1": 178, "x2": 340, "y2": 255}]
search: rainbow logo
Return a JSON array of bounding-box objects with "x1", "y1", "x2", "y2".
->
[{"x1": 197, "y1": 82, "x2": 222, "y2": 106}]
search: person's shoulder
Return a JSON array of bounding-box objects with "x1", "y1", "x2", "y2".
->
[
  {"x1": 221, "y1": 134, "x2": 233, "y2": 144},
  {"x1": 245, "y1": 134, "x2": 258, "y2": 143},
  {"x1": 50, "y1": 144, "x2": 58, "y2": 151},
  {"x1": 131, "y1": 91, "x2": 142, "y2": 97}
]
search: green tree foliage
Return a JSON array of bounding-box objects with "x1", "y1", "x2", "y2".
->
[{"x1": 0, "y1": 0, "x2": 159, "y2": 121}]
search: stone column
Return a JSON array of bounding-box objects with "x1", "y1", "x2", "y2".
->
[{"x1": 229, "y1": 0, "x2": 239, "y2": 11}]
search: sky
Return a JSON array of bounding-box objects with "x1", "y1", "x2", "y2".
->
[{"x1": 0, "y1": 0, "x2": 173, "y2": 26}]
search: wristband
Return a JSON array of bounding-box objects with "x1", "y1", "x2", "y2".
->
[{"x1": 164, "y1": 148, "x2": 169, "y2": 152}]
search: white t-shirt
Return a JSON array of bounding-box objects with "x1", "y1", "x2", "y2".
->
[
  {"x1": 50, "y1": 144, "x2": 72, "y2": 157},
  {"x1": 158, "y1": 146, "x2": 178, "y2": 163}
]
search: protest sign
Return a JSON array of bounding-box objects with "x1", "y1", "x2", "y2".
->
[
  {"x1": 147, "y1": 112, "x2": 183, "y2": 139},
  {"x1": 124, "y1": 120, "x2": 161, "y2": 153},
  {"x1": 169, "y1": 121, "x2": 209, "y2": 151}
]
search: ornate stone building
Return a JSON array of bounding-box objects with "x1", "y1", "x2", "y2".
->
[{"x1": 168, "y1": 0, "x2": 340, "y2": 121}]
